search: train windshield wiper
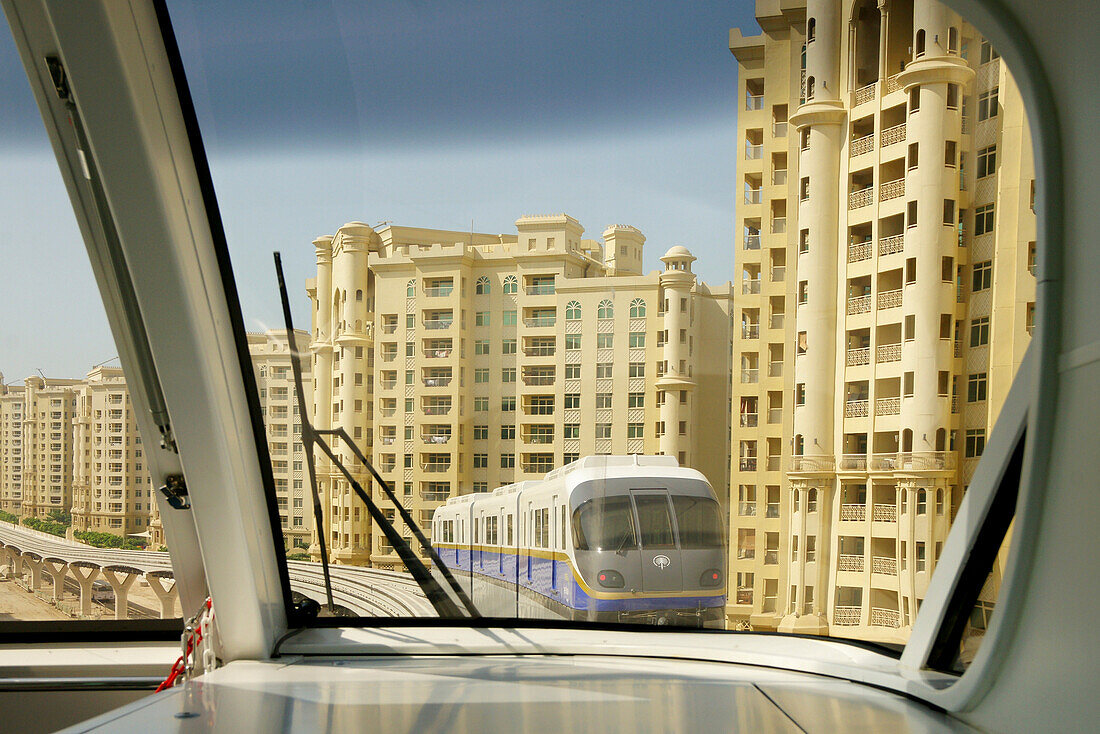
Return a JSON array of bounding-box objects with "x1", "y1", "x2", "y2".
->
[{"x1": 274, "y1": 253, "x2": 478, "y2": 620}]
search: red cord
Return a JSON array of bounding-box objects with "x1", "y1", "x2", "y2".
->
[{"x1": 156, "y1": 598, "x2": 211, "y2": 693}]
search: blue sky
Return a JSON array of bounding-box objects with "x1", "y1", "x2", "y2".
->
[{"x1": 1, "y1": 1, "x2": 757, "y2": 381}]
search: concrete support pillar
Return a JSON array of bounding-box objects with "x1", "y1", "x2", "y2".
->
[
  {"x1": 102, "y1": 567, "x2": 138, "y2": 620},
  {"x1": 22, "y1": 554, "x2": 44, "y2": 590},
  {"x1": 657, "y1": 249, "x2": 699, "y2": 465},
  {"x1": 146, "y1": 572, "x2": 178, "y2": 619},
  {"x1": 42, "y1": 560, "x2": 69, "y2": 602},
  {"x1": 69, "y1": 563, "x2": 100, "y2": 617}
]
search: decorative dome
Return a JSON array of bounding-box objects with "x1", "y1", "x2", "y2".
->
[{"x1": 661, "y1": 245, "x2": 695, "y2": 261}]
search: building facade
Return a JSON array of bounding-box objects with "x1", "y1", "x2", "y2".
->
[
  {"x1": 0, "y1": 374, "x2": 26, "y2": 516},
  {"x1": 70, "y1": 366, "x2": 155, "y2": 536},
  {"x1": 307, "y1": 216, "x2": 733, "y2": 568},
  {"x1": 729, "y1": 0, "x2": 1035, "y2": 642}
]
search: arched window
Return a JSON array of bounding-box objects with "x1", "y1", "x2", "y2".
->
[
  {"x1": 807, "y1": 17, "x2": 816, "y2": 42},
  {"x1": 915, "y1": 29, "x2": 926, "y2": 57},
  {"x1": 917, "y1": 489, "x2": 928, "y2": 515},
  {"x1": 936, "y1": 488, "x2": 944, "y2": 515},
  {"x1": 406, "y1": 279, "x2": 415, "y2": 297},
  {"x1": 807, "y1": 75, "x2": 815, "y2": 99},
  {"x1": 808, "y1": 487, "x2": 818, "y2": 512},
  {"x1": 794, "y1": 434, "x2": 804, "y2": 456},
  {"x1": 565, "y1": 301, "x2": 582, "y2": 320},
  {"x1": 355, "y1": 289, "x2": 363, "y2": 301},
  {"x1": 629, "y1": 298, "x2": 647, "y2": 318},
  {"x1": 503, "y1": 275, "x2": 518, "y2": 294},
  {"x1": 948, "y1": 27, "x2": 959, "y2": 53},
  {"x1": 475, "y1": 276, "x2": 490, "y2": 295},
  {"x1": 597, "y1": 299, "x2": 614, "y2": 319}
]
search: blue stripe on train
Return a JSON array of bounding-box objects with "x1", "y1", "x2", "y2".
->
[{"x1": 434, "y1": 545, "x2": 725, "y2": 613}]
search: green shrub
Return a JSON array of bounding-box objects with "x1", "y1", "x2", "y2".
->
[
  {"x1": 74, "y1": 530, "x2": 147, "y2": 550},
  {"x1": 22, "y1": 517, "x2": 67, "y2": 537},
  {"x1": 0, "y1": 510, "x2": 18, "y2": 524}
]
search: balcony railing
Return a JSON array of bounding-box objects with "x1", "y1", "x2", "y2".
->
[
  {"x1": 771, "y1": 266, "x2": 785, "y2": 282},
  {"x1": 420, "y1": 491, "x2": 449, "y2": 502},
  {"x1": 879, "y1": 233, "x2": 904, "y2": 256},
  {"x1": 768, "y1": 407, "x2": 782, "y2": 423},
  {"x1": 772, "y1": 169, "x2": 787, "y2": 185},
  {"x1": 872, "y1": 556, "x2": 898, "y2": 576},
  {"x1": 848, "y1": 241, "x2": 872, "y2": 262},
  {"x1": 896, "y1": 451, "x2": 957, "y2": 470},
  {"x1": 422, "y1": 434, "x2": 451, "y2": 445},
  {"x1": 763, "y1": 550, "x2": 779, "y2": 565},
  {"x1": 742, "y1": 324, "x2": 760, "y2": 339},
  {"x1": 877, "y1": 343, "x2": 902, "y2": 363},
  {"x1": 744, "y1": 233, "x2": 761, "y2": 250},
  {"x1": 742, "y1": 279, "x2": 761, "y2": 295},
  {"x1": 847, "y1": 294, "x2": 872, "y2": 315},
  {"x1": 420, "y1": 462, "x2": 452, "y2": 473},
  {"x1": 765, "y1": 503, "x2": 780, "y2": 518},
  {"x1": 741, "y1": 369, "x2": 759, "y2": 384},
  {"x1": 745, "y1": 189, "x2": 763, "y2": 205},
  {"x1": 739, "y1": 457, "x2": 757, "y2": 472},
  {"x1": 789, "y1": 455, "x2": 835, "y2": 472},
  {"x1": 769, "y1": 313, "x2": 784, "y2": 329},
  {"x1": 771, "y1": 217, "x2": 787, "y2": 234},
  {"x1": 526, "y1": 284, "x2": 555, "y2": 295},
  {"x1": 422, "y1": 377, "x2": 452, "y2": 387},
  {"x1": 523, "y1": 434, "x2": 555, "y2": 445},
  {"x1": 379, "y1": 379, "x2": 396, "y2": 390},
  {"x1": 954, "y1": 339, "x2": 963, "y2": 358},
  {"x1": 523, "y1": 376, "x2": 556, "y2": 386},
  {"x1": 880, "y1": 178, "x2": 905, "y2": 201},
  {"x1": 847, "y1": 347, "x2": 870, "y2": 366},
  {"x1": 853, "y1": 82, "x2": 876, "y2": 106},
  {"x1": 746, "y1": 94, "x2": 764, "y2": 110},
  {"x1": 524, "y1": 346, "x2": 556, "y2": 357},
  {"x1": 872, "y1": 504, "x2": 897, "y2": 522},
  {"x1": 423, "y1": 286, "x2": 453, "y2": 297},
  {"x1": 870, "y1": 607, "x2": 901, "y2": 628},
  {"x1": 845, "y1": 399, "x2": 869, "y2": 418},
  {"x1": 850, "y1": 132, "x2": 874, "y2": 156},
  {"x1": 838, "y1": 454, "x2": 867, "y2": 471},
  {"x1": 952, "y1": 394, "x2": 960, "y2": 413},
  {"x1": 881, "y1": 122, "x2": 906, "y2": 147},
  {"x1": 840, "y1": 503, "x2": 866, "y2": 522},
  {"x1": 745, "y1": 142, "x2": 763, "y2": 159},
  {"x1": 736, "y1": 587, "x2": 754, "y2": 605},
  {"x1": 875, "y1": 396, "x2": 901, "y2": 415},
  {"x1": 848, "y1": 187, "x2": 873, "y2": 209},
  {"x1": 768, "y1": 361, "x2": 783, "y2": 378},
  {"x1": 884, "y1": 73, "x2": 902, "y2": 93},
  {"x1": 834, "y1": 606, "x2": 862, "y2": 626},
  {"x1": 524, "y1": 317, "x2": 556, "y2": 328},
  {"x1": 422, "y1": 405, "x2": 452, "y2": 415},
  {"x1": 738, "y1": 502, "x2": 757, "y2": 516},
  {"x1": 878, "y1": 289, "x2": 902, "y2": 310},
  {"x1": 961, "y1": 116, "x2": 970, "y2": 134},
  {"x1": 773, "y1": 122, "x2": 787, "y2": 137},
  {"x1": 379, "y1": 436, "x2": 396, "y2": 446},
  {"x1": 382, "y1": 323, "x2": 397, "y2": 334},
  {"x1": 838, "y1": 554, "x2": 864, "y2": 572},
  {"x1": 737, "y1": 548, "x2": 755, "y2": 560},
  {"x1": 423, "y1": 319, "x2": 453, "y2": 330}
]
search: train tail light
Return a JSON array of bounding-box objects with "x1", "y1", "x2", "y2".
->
[
  {"x1": 699, "y1": 569, "x2": 723, "y2": 588},
  {"x1": 597, "y1": 570, "x2": 625, "y2": 588}
]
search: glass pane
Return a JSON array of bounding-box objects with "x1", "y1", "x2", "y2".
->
[
  {"x1": 634, "y1": 496, "x2": 676, "y2": 550},
  {"x1": 673, "y1": 496, "x2": 724, "y2": 549},
  {"x1": 0, "y1": 31, "x2": 181, "y2": 625}
]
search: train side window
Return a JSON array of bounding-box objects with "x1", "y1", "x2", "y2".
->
[{"x1": 561, "y1": 506, "x2": 567, "y2": 549}]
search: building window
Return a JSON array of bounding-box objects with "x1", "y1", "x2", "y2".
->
[
  {"x1": 979, "y1": 40, "x2": 999, "y2": 64},
  {"x1": 501, "y1": 424, "x2": 516, "y2": 440},
  {"x1": 596, "y1": 363, "x2": 613, "y2": 378},
  {"x1": 474, "y1": 454, "x2": 488, "y2": 468},
  {"x1": 597, "y1": 333, "x2": 614, "y2": 349},
  {"x1": 944, "y1": 199, "x2": 956, "y2": 225},
  {"x1": 965, "y1": 429, "x2": 986, "y2": 458},
  {"x1": 595, "y1": 423, "x2": 612, "y2": 439},
  {"x1": 596, "y1": 393, "x2": 612, "y2": 409},
  {"x1": 948, "y1": 27, "x2": 959, "y2": 53},
  {"x1": 629, "y1": 298, "x2": 647, "y2": 318},
  {"x1": 475, "y1": 276, "x2": 490, "y2": 294},
  {"x1": 629, "y1": 331, "x2": 646, "y2": 348},
  {"x1": 564, "y1": 423, "x2": 579, "y2": 439},
  {"x1": 972, "y1": 260, "x2": 993, "y2": 291},
  {"x1": 566, "y1": 334, "x2": 580, "y2": 350},
  {"x1": 565, "y1": 364, "x2": 580, "y2": 379},
  {"x1": 627, "y1": 423, "x2": 644, "y2": 439},
  {"x1": 564, "y1": 393, "x2": 580, "y2": 409},
  {"x1": 406, "y1": 279, "x2": 415, "y2": 297},
  {"x1": 502, "y1": 310, "x2": 517, "y2": 326},
  {"x1": 503, "y1": 275, "x2": 518, "y2": 294},
  {"x1": 947, "y1": 83, "x2": 959, "y2": 109},
  {"x1": 945, "y1": 140, "x2": 957, "y2": 166},
  {"x1": 974, "y1": 204, "x2": 995, "y2": 236},
  {"x1": 501, "y1": 454, "x2": 515, "y2": 468},
  {"x1": 628, "y1": 392, "x2": 644, "y2": 408},
  {"x1": 597, "y1": 299, "x2": 614, "y2": 319},
  {"x1": 502, "y1": 368, "x2": 516, "y2": 383},
  {"x1": 566, "y1": 301, "x2": 581, "y2": 320},
  {"x1": 474, "y1": 398, "x2": 488, "y2": 412},
  {"x1": 475, "y1": 340, "x2": 489, "y2": 355},
  {"x1": 968, "y1": 372, "x2": 988, "y2": 402},
  {"x1": 475, "y1": 368, "x2": 489, "y2": 383},
  {"x1": 908, "y1": 142, "x2": 919, "y2": 169},
  {"x1": 978, "y1": 87, "x2": 999, "y2": 121},
  {"x1": 977, "y1": 145, "x2": 997, "y2": 178},
  {"x1": 475, "y1": 311, "x2": 489, "y2": 326},
  {"x1": 474, "y1": 425, "x2": 488, "y2": 440},
  {"x1": 909, "y1": 86, "x2": 920, "y2": 113},
  {"x1": 970, "y1": 316, "x2": 990, "y2": 347},
  {"x1": 502, "y1": 338, "x2": 517, "y2": 354},
  {"x1": 502, "y1": 397, "x2": 516, "y2": 412},
  {"x1": 629, "y1": 362, "x2": 645, "y2": 378},
  {"x1": 915, "y1": 28, "x2": 926, "y2": 56},
  {"x1": 907, "y1": 200, "x2": 918, "y2": 228},
  {"x1": 807, "y1": 17, "x2": 815, "y2": 42}
]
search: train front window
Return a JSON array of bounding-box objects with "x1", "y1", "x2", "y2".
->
[
  {"x1": 672, "y1": 496, "x2": 723, "y2": 549},
  {"x1": 572, "y1": 496, "x2": 636, "y2": 553},
  {"x1": 633, "y1": 495, "x2": 677, "y2": 550}
]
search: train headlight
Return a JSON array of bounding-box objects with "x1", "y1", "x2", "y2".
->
[
  {"x1": 597, "y1": 570, "x2": 625, "y2": 588},
  {"x1": 699, "y1": 569, "x2": 723, "y2": 588}
]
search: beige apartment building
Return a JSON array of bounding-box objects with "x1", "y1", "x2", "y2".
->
[
  {"x1": 0, "y1": 374, "x2": 26, "y2": 515},
  {"x1": 728, "y1": 0, "x2": 1034, "y2": 642},
  {"x1": 307, "y1": 216, "x2": 733, "y2": 567},
  {"x1": 70, "y1": 366, "x2": 154, "y2": 536}
]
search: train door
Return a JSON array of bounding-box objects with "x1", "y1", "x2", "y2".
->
[
  {"x1": 551, "y1": 495, "x2": 559, "y2": 591},
  {"x1": 630, "y1": 490, "x2": 683, "y2": 592},
  {"x1": 498, "y1": 511, "x2": 505, "y2": 575},
  {"x1": 526, "y1": 502, "x2": 533, "y2": 581}
]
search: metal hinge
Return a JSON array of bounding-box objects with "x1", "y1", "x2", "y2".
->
[{"x1": 159, "y1": 474, "x2": 190, "y2": 510}]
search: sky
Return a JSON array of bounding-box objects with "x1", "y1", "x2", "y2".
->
[{"x1": 0, "y1": 0, "x2": 758, "y2": 382}]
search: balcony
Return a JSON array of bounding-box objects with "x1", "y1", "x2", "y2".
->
[
  {"x1": 872, "y1": 504, "x2": 897, "y2": 522},
  {"x1": 870, "y1": 607, "x2": 901, "y2": 628},
  {"x1": 897, "y1": 451, "x2": 957, "y2": 470},
  {"x1": 838, "y1": 454, "x2": 867, "y2": 471},
  {"x1": 878, "y1": 289, "x2": 902, "y2": 310},
  {"x1": 739, "y1": 457, "x2": 757, "y2": 472},
  {"x1": 420, "y1": 460, "x2": 452, "y2": 473},
  {"x1": 424, "y1": 347, "x2": 453, "y2": 359},
  {"x1": 881, "y1": 122, "x2": 906, "y2": 147},
  {"x1": 789, "y1": 455, "x2": 835, "y2": 472},
  {"x1": 422, "y1": 376, "x2": 452, "y2": 387},
  {"x1": 746, "y1": 93, "x2": 764, "y2": 111},
  {"x1": 742, "y1": 279, "x2": 761, "y2": 295},
  {"x1": 880, "y1": 178, "x2": 905, "y2": 202},
  {"x1": 853, "y1": 82, "x2": 876, "y2": 106},
  {"x1": 523, "y1": 372, "x2": 556, "y2": 386},
  {"x1": 875, "y1": 397, "x2": 901, "y2": 415},
  {"x1": 834, "y1": 606, "x2": 862, "y2": 626},
  {"x1": 740, "y1": 413, "x2": 758, "y2": 428},
  {"x1": 736, "y1": 587, "x2": 754, "y2": 605},
  {"x1": 523, "y1": 433, "x2": 555, "y2": 445},
  {"x1": 421, "y1": 434, "x2": 451, "y2": 445},
  {"x1": 876, "y1": 343, "x2": 902, "y2": 363},
  {"x1": 737, "y1": 548, "x2": 755, "y2": 561},
  {"x1": 872, "y1": 556, "x2": 898, "y2": 576},
  {"x1": 524, "y1": 316, "x2": 556, "y2": 328},
  {"x1": 741, "y1": 369, "x2": 759, "y2": 384},
  {"x1": 847, "y1": 347, "x2": 870, "y2": 366},
  {"x1": 423, "y1": 286, "x2": 453, "y2": 297},
  {"x1": 848, "y1": 187, "x2": 873, "y2": 210},
  {"x1": 845, "y1": 400, "x2": 869, "y2": 418},
  {"x1": 422, "y1": 404, "x2": 452, "y2": 416},
  {"x1": 850, "y1": 132, "x2": 874, "y2": 156},
  {"x1": 879, "y1": 233, "x2": 904, "y2": 256},
  {"x1": 745, "y1": 189, "x2": 763, "y2": 205},
  {"x1": 379, "y1": 379, "x2": 396, "y2": 390},
  {"x1": 524, "y1": 345, "x2": 556, "y2": 357},
  {"x1": 838, "y1": 554, "x2": 865, "y2": 572},
  {"x1": 847, "y1": 294, "x2": 871, "y2": 315},
  {"x1": 526, "y1": 283, "x2": 555, "y2": 296},
  {"x1": 379, "y1": 436, "x2": 396, "y2": 446},
  {"x1": 742, "y1": 324, "x2": 760, "y2": 339},
  {"x1": 744, "y1": 233, "x2": 761, "y2": 250},
  {"x1": 840, "y1": 504, "x2": 866, "y2": 522},
  {"x1": 848, "y1": 241, "x2": 872, "y2": 263},
  {"x1": 423, "y1": 318, "x2": 452, "y2": 330}
]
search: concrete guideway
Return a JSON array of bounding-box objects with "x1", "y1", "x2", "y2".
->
[{"x1": 0, "y1": 522, "x2": 433, "y2": 619}]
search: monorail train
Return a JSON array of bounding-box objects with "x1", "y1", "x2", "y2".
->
[{"x1": 431, "y1": 455, "x2": 726, "y2": 627}]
